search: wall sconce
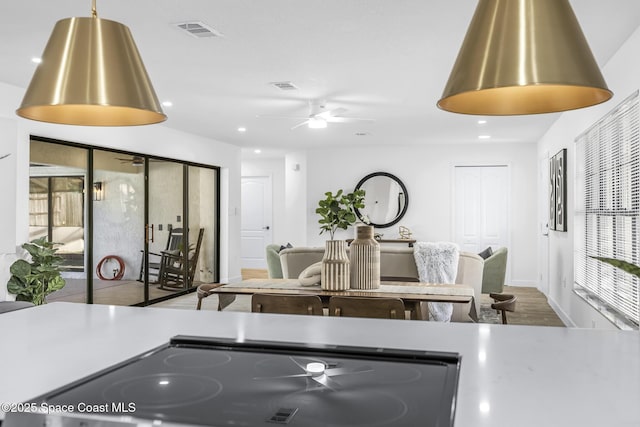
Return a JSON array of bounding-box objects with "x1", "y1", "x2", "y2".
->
[{"x1": 93, "y1": 181, "x2": 104, "y2": 201}]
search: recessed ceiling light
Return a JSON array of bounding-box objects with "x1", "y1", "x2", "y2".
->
[
  {"x1": 161, "y1": 101, "x2": 173, "y2": 107},
  {"x1": 31, "y1": 57, "x2": 42, "y2": 64},
  {"x1": 479, "y1": 135, "x2": 491, "y2": 139},
  {"x1": 238, "y1": 127, "x2": 247, "y2": 132},
  {"x1": 477, "y1": 120, "x2": 487, "y2": 124},
  {"x1": 254, "y1": 149, "x2": 261, "y2": 154}
]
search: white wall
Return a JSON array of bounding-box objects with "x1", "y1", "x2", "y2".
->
[
  {"x1": 537, "y1": 25, "x2": 640, "y2": 330},
  {"x1": 301, "y1": 143, "x2": 538, "y2": 286},
  {"x1": 0, "y1": 81, "x2": 243, "y2": 300}
]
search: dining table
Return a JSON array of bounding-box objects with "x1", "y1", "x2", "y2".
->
[{"x1": 198, "y1": 278, "x2": 477, "y2": 321}]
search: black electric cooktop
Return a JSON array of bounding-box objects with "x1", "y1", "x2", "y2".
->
[{"x1": 4, "y1": 336, "x2": 461, "y2": 427}]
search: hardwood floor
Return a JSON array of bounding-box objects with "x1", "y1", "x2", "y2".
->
[
  {"x1": 480, "y1": 286, "x2": 565, "y2": 327},
  {"x1": 48, "y1": 278, "x2": 194, "y2": 306},
  {"x1": 152, "y1": 269, "x2": 566, "y2": 327}
]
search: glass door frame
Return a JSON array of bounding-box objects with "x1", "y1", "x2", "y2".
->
[{"x1": 30, "y1": 135, "x2": 221, "y2": 306}]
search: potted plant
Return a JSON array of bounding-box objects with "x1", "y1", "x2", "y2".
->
[
  {"x1": 315, "y1": 189, "x2": 365, "y2": 290},
  {"x1": 6, "y1": 237, "x2": 66, "y2": 305},
  {"x1": 316, "y1": 189, "x2": 366, "y2": 240}
]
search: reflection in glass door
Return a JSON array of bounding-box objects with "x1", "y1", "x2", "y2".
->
[
  {"x1": 92, "y1": 150, "x2": 146, "y2": 305},
  {"x1": 30, "y1": 140, "x2": 88, "y2": 303},
  {"x1": 148, "y1": 159, "x2": 185, "y2": 297},
  {"x1": 188, "y1": 165, "x2": 218, "y2": 288}
]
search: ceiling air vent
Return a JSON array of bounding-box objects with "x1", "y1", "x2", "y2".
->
[
  {"x1": 175, "y1": 21, "x2": 223, "y2": 39},
  {"x1": 270, "y1": 81, "x2": 298, "y2": 91}
]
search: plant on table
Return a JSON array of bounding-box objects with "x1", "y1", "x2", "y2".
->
[
  {"x1": 7, "y1": 237, "x2": 66, "y2": 305},
  {"x1": 316, "y1": 189, "x2": 366, "y2": 240}
]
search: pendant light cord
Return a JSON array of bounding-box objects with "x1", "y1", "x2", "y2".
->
[{"x1": 91, "y1": 0, "x2": 97, "y2": 18}]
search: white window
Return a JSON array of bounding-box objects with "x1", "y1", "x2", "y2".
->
[{"x1": 575, "y1": 91, "x2": 640, "y2": 329}]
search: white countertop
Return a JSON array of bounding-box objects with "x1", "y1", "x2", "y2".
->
[{"x1": 0, "y1": 302, "x2": 639, "y2": 426}]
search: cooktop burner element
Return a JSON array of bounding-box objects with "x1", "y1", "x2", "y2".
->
[
  {"x1": 102, "y1": 373, "x2": 223, "y2": 409},
  {"x1": 3, "y1": 336, "x2": 461, "y2": 427}
]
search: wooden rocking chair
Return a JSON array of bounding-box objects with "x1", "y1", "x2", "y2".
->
[{"x1": 157, "y1": 228, "x2": 204, "y2": 290}]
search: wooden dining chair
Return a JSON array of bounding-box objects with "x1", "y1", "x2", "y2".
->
[
  {"x1": 490, "y1": 293, "x2": 517, "y2": 324},
  {"x1": 251, "y1": 294, "x2": 324, "y2": 316},
  {"x1": 328, "y1": 296, "x2": 406, "y2": 320}
]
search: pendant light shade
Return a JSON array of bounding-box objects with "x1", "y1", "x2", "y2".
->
[
  {"x1": 17, "y1": 15, "x2": 166, "y2": 126},
  {"x1": 438, "y1": 0, "x2": 613, "y2": 115}
]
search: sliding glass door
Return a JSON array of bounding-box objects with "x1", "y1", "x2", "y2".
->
[
  {"x1": 147, "y1": 159, "x2": 186, "y2": 297},
  {"x1": 30, "y1": 137, "x2": 220, "y2": 306},
  {"x1": 92, "y1": 149, "x2": 146, "y2": 305},
  {"x1": 30, "y1": 140, "x2": 88, "y2": 304}
]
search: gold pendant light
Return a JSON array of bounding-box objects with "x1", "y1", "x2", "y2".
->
[
  {"x1": 438, "y1": 0, "x2": 613, "y2": 115},
  {"x1": 16, "y1": 0, "x2": 166, "y2": 126}
]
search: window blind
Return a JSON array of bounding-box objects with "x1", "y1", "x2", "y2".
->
[{"x1": 575, "y1": 90, "x2": 640, "y2": 328}]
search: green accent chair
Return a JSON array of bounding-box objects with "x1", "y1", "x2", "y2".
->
[
  {"x1": 481, "y1": 247, "x2": 508, "y2": 294},
  {"x1": 265, "y1": 244, "x2": 284, "y2": 279}
]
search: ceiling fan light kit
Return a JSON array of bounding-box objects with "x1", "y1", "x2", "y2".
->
[
  {"x1": 308, "y1": 117, "x2": 328, "y2": 129},
  {"x1": 16, "y1": 0, "x2": 166, "y2": 126},
  {"x1": 438, "y1": 0, "x2": 613, "y2": 115}
]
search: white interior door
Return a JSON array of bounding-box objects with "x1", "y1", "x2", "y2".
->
[
  {"x1": 454, "y1": 166, "x2": 509, "y2": 254},
  {"x1": 539, "y1": 154, "x2": 550, "y2": 294},
  {"x1": 241, "y1": 176, "x2": 272, "y2": 269}
]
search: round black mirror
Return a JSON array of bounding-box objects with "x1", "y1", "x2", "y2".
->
[{"x1": 354, "y1": 172, "x2": 408, "y2": 228}]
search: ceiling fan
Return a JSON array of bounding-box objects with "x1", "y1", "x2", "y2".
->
[
  {"x1": 116, "y1": 155, "x2": 145, "y2": 166},
  {"x1": 260, "y1": 100, "x2": 374, "y2": 130}
]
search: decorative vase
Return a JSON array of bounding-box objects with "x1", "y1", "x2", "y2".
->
[
  {"x1": 350, "y1": 225, "x2": 380, "y2": 289},
  {"x1": 321, "y1": 240, "x2": 350, "y2": 290}
]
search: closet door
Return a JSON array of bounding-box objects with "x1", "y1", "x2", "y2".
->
[{"x1": 454, "y1": 165, "x2": 509, "y2": 253}]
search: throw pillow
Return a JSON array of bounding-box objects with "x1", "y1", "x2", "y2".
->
[
  {"x1": 298, "y1": 261, "x2": 322, "y2": 286},
  {"x1": 478, "y1": 246, "x2": 493, "y2": 260},
  {"x1": 278, "y1": 242, "x2": 293, "y2": 252}
]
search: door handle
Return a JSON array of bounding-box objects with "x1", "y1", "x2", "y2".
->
[{"x1": 145, "y1": 224, "x2": 155, "y2": 243}]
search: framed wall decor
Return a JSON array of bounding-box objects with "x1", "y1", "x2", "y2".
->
[
  {"x1": 550, "y1": 148, "x2": 567, "y2": 232},
  {"x1": 549, "y1": 155, "x2": 556, "y2": 231}
]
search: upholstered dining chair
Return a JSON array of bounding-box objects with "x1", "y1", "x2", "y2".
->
[
  {"x1": 251, "y1": 294, "x2": 324, "y2": 316},
  {"x1": 328, "y1": 296, "x2": 406, "y2": 320}
]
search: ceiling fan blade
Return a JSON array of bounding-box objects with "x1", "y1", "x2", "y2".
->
[
  {"x1": 324, "y1": 365, "x2": 373, "y2": 377},
  {"x1": 326, "y1": 117, "x2": 374, "y2": 123},
  {"x1": 257, "y1": 114, "x2": 308, "y2": 120},
  {"x1": 253, "y1": 373, "x2": 311, "y2": 380},
  {"x1": 291, "y1": 120, "x2": 311, "y2": 130},
  {"x1": 312, "y1": 374, "x2": 342, "y2": 391},
  {"x1": 315, "y1": 107, "x2": 348, "y2": 120}
]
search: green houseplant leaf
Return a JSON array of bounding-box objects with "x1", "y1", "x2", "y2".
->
[
  {"x1": 6, "y1": 238, "x2": 66, "y2": 305},
  {"x1": 590, "y1": 256, "x2": 640, "y2": 278},
  {"x1": 316, "y1": 189, "x2": 366, "y2": 240}
]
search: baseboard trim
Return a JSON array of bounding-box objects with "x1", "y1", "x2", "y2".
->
[
  {"x1": 546, "y1": 295, "x2": 575, "y2": 328},
  {"x1": 508, "y1": 279, "x2": 537, "y2": 287}
]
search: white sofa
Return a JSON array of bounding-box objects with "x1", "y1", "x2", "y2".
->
[{"x1": 278, "y1": 246, "x2": 484, "y2": 320}]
